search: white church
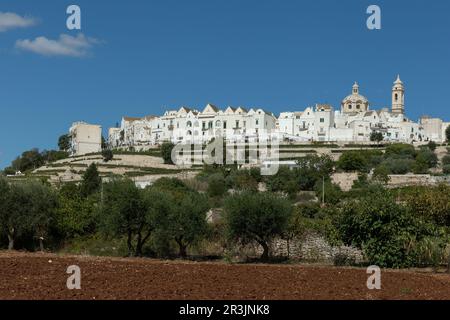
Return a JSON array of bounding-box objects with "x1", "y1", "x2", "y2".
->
[{"x1": 69, "y1": 76, "x2": 450, "y2": 155}]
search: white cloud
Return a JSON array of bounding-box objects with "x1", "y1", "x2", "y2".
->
[
  {"x1": 15, "y1": 33, "x2": 100, "y2": 57},
  {"x1": 0, "y1": 12, "x2": 36, "y2": 32}
]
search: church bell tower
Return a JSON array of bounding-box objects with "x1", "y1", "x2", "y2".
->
[{"x1": 392, "y1": 75, "x2": 405, "y2": 114}]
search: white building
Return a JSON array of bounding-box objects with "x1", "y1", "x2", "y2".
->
[
  {"x1": 69, "y1": 122, "x2": 102, "y2": 156},
  {"x1": 107, "y1": 76, "x2": 449, "y2": 148},
  {"x1": 109, "y1": 104, "x2": 278, "y2": 148}
]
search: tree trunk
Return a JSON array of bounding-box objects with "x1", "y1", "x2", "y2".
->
[
  {"x1": 7, "y1": 234, "x2": 14, "y2": 251},
  {"x1": 39, "y1": 238, "x2": 44, "y2": 252},
  {"x1": 127, "y1": 231, "x2": 134, "y2": 257},
  {"x1": 259, "y1": 241, "x2": 270, "y2": 261},
  {"x1": 286, "y1": 239, "x2": 290, "y2": 259},
  {"x1": 179, "y1": 244, "x2": 187, "y2": 258},
  {"x1": 135, "y1": 233, "x2": 143, "y2": 257},
  {"x1": 176, "y1": 238, "x2": 187, "y2": 258}
]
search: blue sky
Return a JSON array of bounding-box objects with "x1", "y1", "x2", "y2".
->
[{"x1": 1, "y1": 0, "x2": 449, "y2": 168}]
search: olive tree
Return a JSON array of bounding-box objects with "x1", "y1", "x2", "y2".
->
[{"x1": 224, "y1": 191, "x2": 293, "y2": 260}]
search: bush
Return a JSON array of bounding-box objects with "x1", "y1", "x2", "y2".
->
[
  {"x1": 442, "y1": 155, "x2": 450, "y2": 166},
  {"x1": 102, "y1": 149, "x2": 114, "y2": 162},
  {"x1": 415, "y1": 149, "x2": 438, "y2": 168},
  {"x1": 161, "y1": 142, "x2": 175, "y2": 164},
  {"x1": 337, "y1": 151, "x2": 368, "y2": 172},
  {"x1": 314, "y1": 179, "x2": 343, "y2": 205},
  {"x1": 385, "y1": 143, "x2": 416, "y2": 159},
  {"x1": 332, "y1": 186, "x2": 436, "y2": 268},
  {"x1": 443, "y1": 165, "x2": 450, "y2": 175},
  {"x1": 427, "y1": 141, "x2": 437, "y2": 151},
  {"x1": 382, "y1": 157, "x2": 414, "y2": 174},
  {"x1": 372, "y1": 165, "x2": 390, "y2": 184},
  {"x1": 207, "y1": 174, "x2": 227, "y2": 197}
]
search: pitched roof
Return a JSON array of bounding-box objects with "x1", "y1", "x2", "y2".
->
[{"x1": 123, "y1": 116, "x2": 142, "y2": 122}]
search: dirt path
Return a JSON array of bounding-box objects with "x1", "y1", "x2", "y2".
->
[{"x1": 0, "y1": 251, "x2": 449, "y2": 300}]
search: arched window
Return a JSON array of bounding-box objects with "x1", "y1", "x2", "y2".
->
[
  {"x1": 187, "y1": 121, "x2": 192, "y2": 128},
  {"x1": 215, "y1": 120, "x2": 221, "y2": 127},
  {"x1": 395, "y1": 93, "x2": 398, "y2": 101}
]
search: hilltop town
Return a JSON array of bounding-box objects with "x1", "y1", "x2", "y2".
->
[{"x1": 68, "y1": 76, "x2": 449, "y2": 156}]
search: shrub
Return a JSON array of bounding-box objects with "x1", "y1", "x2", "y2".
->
[
  {"x1": 161, "y1": 142, "x2": 175, "y2": 164},
  {"x1": 427, "y1": 141, "x2": 437, "y2": 151},
  {"x1": 382, "y1": 157, "x2": 414, "y2": 174},
  {"x1": 385, "y1": 143, "x2": 416, "y2": 159},
  {"x1": 415, "y1": 149, "x2": 438, "y2": 168},
  {"x1": 443, "y1": 165, "x2": 450, "y2": 175},
  {"x1": 207, "y1": 173, "x2": 227, "y2": 197},
  {"x1": 442, "y1": 155, "x2": 450, "y2": 166},
  {"x1": 314, "y1": 179, "x2": 343, "y2": 205},
  {"x1": 332, "y1": 186, "x2": 436, "y2": 268},
  {"x1": 79, "y1": 163, "x2": 102, "y2": 197},
  {"x1": 102, "y1": 149, "x2": 114, "y2": 162},
  {"x1": 337, "y1": 151, "x2": 368, "y2": 172},
  {"x1": 372, "y1": 165, "x2": 390, "y2": 184}
]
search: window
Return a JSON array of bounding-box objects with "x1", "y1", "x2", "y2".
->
[
  {"x1": 356, "y1": 105, "x2": 360, "y2": 109},
  {"x1": 243, "y1": 121, "x2": 246, "y2": 127},
  {"x1": 235, "y1": 120, "x2": 239, "y2": 128},
  {"x1": 395, "y1": 93, "x2": 398, "y2": 101},
  {"x1": 223, "y1": 121, "x2": 227, "y2": 129},
  {"x1": 256, "y1": 119, "x2": 259, "y2": 125},
  {"x1": 320, "y1": 118, "x2": 324, "y2": 123}
]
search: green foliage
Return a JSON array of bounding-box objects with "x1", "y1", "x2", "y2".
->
[
  {"x1": 382, "y1": 157, "x2": 414, "y2": 174},
  {"x1": 415, "y1": 149, "x2": 438, "y2": 169},
  {"x1": 370, "y1": 132, "x2": 384, "y2": 143},
  {"x1": 385, "y1": 143, "x2": 416, "y2": 159},
  {"x1": 427, "y1": 141, "x2": 437, "y2": 151},
  {"x1": 162, "y1": 192, "x2": 210, "y2": 258},
  {"x1": 224, "y1": 191, "x2": 293, "y2": 260},
  {"x1": 337, "y1": 151, "x2": 368, "y2": 172},
  {"x1": 296, "y1": 154, "x2": 334, "y2": 190},
  {"x1": 313, "y1": 179, "x2": 343, "y2": 205},
  {"x1": 265, "y1": 166, "x2": 298, "y2": 198},
  {"x1": 442, "y1": 155, "x2": 450, "y2": 166},
  {"x1": 446, "y1": 125, "x2": 450, "y2": 142},
  {"x1": 100, "y1": 179, "x2": 173, "y2": 256},
  {"x1": 443, "y1": 165, "x2": 450, "y2": 175},
  {"x1": 102, "y1": 149, "x2": 114, "y2": 162},
  {"x1": 372, "y1": 165, "x2": 390, "y2": 184},
  {"x1": 331, "y1": 186, "x2": 436, "y2": 268},
  {"x1": 405, "y1": 184, "x2": 450, "y2": 226},
  {"x1": 80, "y1": 163, "x2": 102, "y2": 197},
  {"x1": 226, "y1": 169, "x2": 259, "y2": 191},
  {"x1": 55, "y1": 183, "x2": 98, "y2": 239},
  {"x1": 12, "y1": 148, "x2": 45, "y2": 172},
  {"x1": 161, "y1": 142, "x2": 175, "y2": 164},
  {"x1": 58, "y1": 134, "x2": 71, "y2": 152},
  {"x1": 207, "y1": 173, "x2": 227, "y2": 198},
  {"x1": 0, "y1": 178, "x2": 58, "y2": 250}
]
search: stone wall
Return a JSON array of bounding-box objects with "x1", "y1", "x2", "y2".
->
[{"x1": 246, "y1": 232, "x2": 364, "y2": 264}]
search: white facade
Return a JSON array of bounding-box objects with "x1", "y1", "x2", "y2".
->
[
  {"x1": 69, "y1": 122, "x2": 102, "y2": 156},
  {"x1": 110, "y1": 104, "x2": 278, "y2": 148},
  {"x1": 108, "y1": 76, "x2": 449, "y2": 148}
]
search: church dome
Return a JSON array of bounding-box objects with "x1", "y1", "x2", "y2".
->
[
  {"x1": 341, "y1": 82, "x2": 369, "y2": 113},
  {"x1": 342, "y1": 93, "x2": 369, "y2": 104}
]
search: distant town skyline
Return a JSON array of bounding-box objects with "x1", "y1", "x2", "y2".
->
[{"x1": 1, "y1": 0, "x2": 450, "y2": 168}]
